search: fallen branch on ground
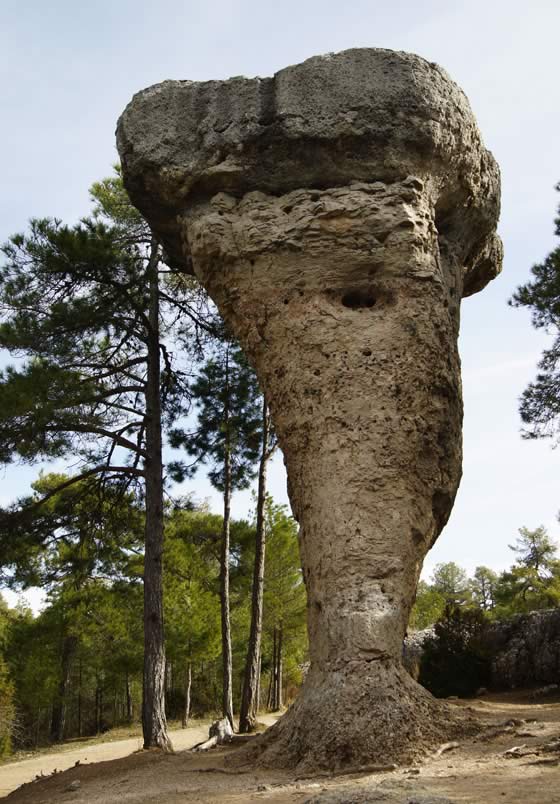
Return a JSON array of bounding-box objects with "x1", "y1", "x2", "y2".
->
[{"x1": 192, "y1": 718, "x2": 233, "y2": 752}]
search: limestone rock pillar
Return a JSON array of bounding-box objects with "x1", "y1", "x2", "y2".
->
[{"x1": 117, "y1": 48, "x2": 502, "y2": 770}]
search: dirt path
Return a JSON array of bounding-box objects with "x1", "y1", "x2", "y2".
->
[
  {"x1": 3, "y1": 695, "x2": 560, "y2": 803},
  {"x1": 0, "y1": 716, "x2": 278, "y2": 798}
]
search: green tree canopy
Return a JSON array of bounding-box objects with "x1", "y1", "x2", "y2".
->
[
  {"x1": 510, "y1": 182, "x2": 560, "y2": 441},
  {"x1": 262, "y1": 500, "x2": 307, "y2": 693},
  {"x1": 409, "y1": 581, "x2": 446, "y2": 630},
  {"x1": 494, "y1": 526, "x2": 560, "y2": 616},
  {"x1": 0, "y1": 473, "x2": 143, "y2": 591},
  {"x1": 0, "y1": 595, "x2": 17, "y2": 756},
  {"x1": 470, "y1": 566, "x2": 499, "y2": 612},
  {"x1": 0, "y1": 166, "x2": 218, "y2": 750},
  {"x1": 509, "y1": 526, "x2": 560, "y2": 579},
  {"x1": 0, "y1": 168, "x2": 210, "y2": 493},
  {"x1": 431, "y1": 562, "x2": 470, "y2": 604},
  {"x1": 174, "y1": 340, "x2": 262, "y2": 490}
]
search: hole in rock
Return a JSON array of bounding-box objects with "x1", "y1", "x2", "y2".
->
[
  {"x1": 362, "y1": 348, "x2": 372, "y2": 357},
  {"x1": 431, "y1": 489, "x2": 453, "y2": 545},
  {"x1": 411, "y1": 528, "x2": 424, "y2": 545},
  {"x1": 341, "y1": 289, "x2": 376, "y2": 309}
]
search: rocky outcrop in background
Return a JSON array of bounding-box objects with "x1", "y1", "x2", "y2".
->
[
  {"x1": 403, "y1": 627, "x2": 435, "y2": 681},
  {"x1": 488, "y1": 608, "x2": 560, "y2": 688},
  {"x1": 404, "y1": 609, "x2": 560, "y2": 690}
]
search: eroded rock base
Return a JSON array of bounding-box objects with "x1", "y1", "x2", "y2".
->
[{"x1": 231, "y1": 663, "x2": 476, "y2": 773}]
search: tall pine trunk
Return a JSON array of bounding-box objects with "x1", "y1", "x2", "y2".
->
[
  {"x1": 239, "y1": 397, "x2": 270, "y2": 732},
  {"x1": 267, "y1": 627, "x2": 277, "y2": 711},
  {"x1": 182, "y1": 661, "x2": 192, "y2": 729},
  {"x1": 275, "y1": 623, "x2": 283, "y2": 711},
  {"x1": 95, "y1": 673, "x2": 101, "y2": 734},
  {"x1": 221, "y1": 345, "x2": 235, "y2": 730},
  {"x1": 256, "y1": 653, "x2": 261, "y2": 714},
  {"x1": 125, "y1": 671, "x2": 132, "y2": 723},
  {"x1": 77, "y1": 657, "x2": 82, "y2": 737},
  {"x1": 142, "y1": 240, "x2": 172, "y2": 751},
  {"x1": 50, "y1": 633, "x2": 77, "y2": 742}
]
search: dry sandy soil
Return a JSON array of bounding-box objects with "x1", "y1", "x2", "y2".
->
[
  {"x1": 0, "y1": 716, "x2": 278, "y2": 798},
  {"x1": 2, "y1": 693, "x2": 559, "y2": 803}
]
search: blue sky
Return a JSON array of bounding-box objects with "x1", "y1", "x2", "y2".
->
[{"x1": 1, "y1": 0, "x2": 560, "y2": 609}]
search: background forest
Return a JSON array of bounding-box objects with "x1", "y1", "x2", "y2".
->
[
  {"x1": 0, "y1": 495, "x2": 306, "y2": 754},
  {"x1": 0, "y1": 169, "x2": 308, "y2": 755}
]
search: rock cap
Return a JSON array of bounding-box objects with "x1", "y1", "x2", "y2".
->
[{"x1": 117, "y1": 48, "x2": 501, "y2": 295}]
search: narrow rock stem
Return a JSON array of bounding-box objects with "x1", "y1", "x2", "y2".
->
[{"x1": 181, "y1": 181, "x2": 466, "y2": 765}]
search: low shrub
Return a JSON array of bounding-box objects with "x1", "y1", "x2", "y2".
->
[{"x1": 419, "y1": 604, "x2": 491, "y2": 698}]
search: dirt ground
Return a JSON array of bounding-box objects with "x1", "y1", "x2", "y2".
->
[
  {"x1": 0, "y1": 716, "x2": 279, "y2": 798},
  {"x1": 2, "y1": 692, "x2": 560, "y2": 803}
]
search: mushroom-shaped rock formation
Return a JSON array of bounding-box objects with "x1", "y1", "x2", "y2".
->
[{"x1": 117, "y1": 48, "x2": 502, "y2": 771}]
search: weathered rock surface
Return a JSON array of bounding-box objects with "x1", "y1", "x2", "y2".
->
[
  {"x1": 404, "y1": 609, "x2": 560, "y2": 690},
  {"x1": 489, "y1": 609, "x2": 560, "y2": 689},
  {"x1": 118, "y1": 48, "x2": 501, "y2": 770},
  {"x1": 403, "y1": 628, "x2": 436, "y2": 680},
  {"x1": 117, "y1": 48, "x2": 501, "y2": 296}
]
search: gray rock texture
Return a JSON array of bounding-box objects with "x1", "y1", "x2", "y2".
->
[
  {"x1": 489, "y1": 609, "x2": 560, "y2": 689},
  {"x1": 117, "y1": 48, "x2": 501, "y2": 770},
  {"x1": 404, "y1": 609, "x2": 560, "y2": 690},
  {"x1": 403, "y1": 628, "x2": 436, "y2": 681},
  {"x1": 117, "y1": 48, "x2": 501, "y2": 296}
]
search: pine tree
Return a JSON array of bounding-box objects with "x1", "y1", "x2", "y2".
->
[
  {"x1": 0, "y1": 167, "x2": 213, "y2": 749},
  {"x1": 0, "y1": 473, "x2": 143, "y2": 741},
  {"x1": 164, "y1": 509, "x2": 222, "y2": 728},
  {"x1": 431, "y1": 562, "x2": 471, "y2": 605},
  {"x1": 409, "y1": 581, "x2": 446, "y2": 630},
  {"x1": 510, "y1": 183, "x2": 560, "y2": 441},
  {"x1": 509, "y1": 526, "x2": 560, "y2": 579},
  {"x1": 0, "y1": 596, "x2": 16, "y2": 756},
  {"x1": 262, "y1": 500, "x2": 307, "y2": 712},
  {"x1": 239, "y1": 397, "x2": 276, "y2": 732},
  {"x1": 470, "y1": 566, "x2": 499, "y2": 612},
  {"x1": 173, "y1": 341, "x2": 262, "y2": 728},
  {"x1": 494, "y1": 526, "x2": 560, "y2": 615}
]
